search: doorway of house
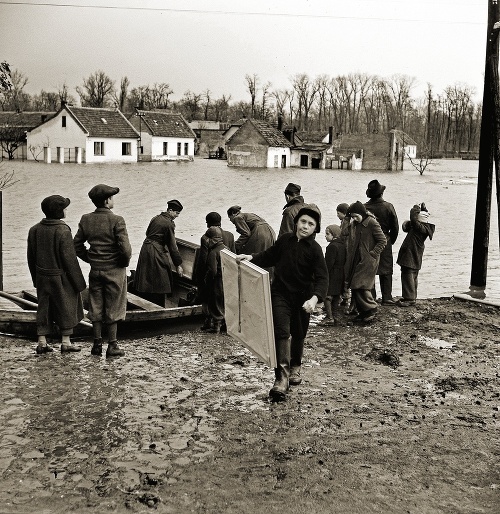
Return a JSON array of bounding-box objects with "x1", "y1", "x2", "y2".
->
[
  {"x1": 300, "y1": 155, "x2": 308, "y2": 167},
  {"x1": 311, "y1": 158, "x2": 320, "y2": 169},
  {"x1": 281, "y1": 155, "x2": 286, "y2": 168}
]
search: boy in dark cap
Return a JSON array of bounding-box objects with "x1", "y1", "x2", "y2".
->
[
  {"x1": 237, "y1": 204, "x2": 328, "y2": 401},
  {"x1": 196, "y1": 212, "x2": 235, "y2": 331},
  {"x1": 28, "y1": 195, "x2": 87, "y2": 354},
  {"x1": 74, "y1": 184, "x2": 132, "y2": 358},
  {"x1": 134, "y1": 199, "x2": 185, "y2": 306},
  {"x1": 278, "y1": 182, "x2": 304, "y2": 237},
  {"x1": 364, "y1": 180, "x2": 399, "y2": 305}
]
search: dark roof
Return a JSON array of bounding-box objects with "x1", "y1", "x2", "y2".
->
[
  {"x1": 0, "y1": 111, "x2": 56, "y2": 130},
  {"x1": 66, "y1": 106, "x2": 139, "y2": 138},
  {"x1": 228, "y1": 118, "x2": 292, "y2": 148},
  {"x1": 296, "y1": 130, "x2": 330, "y2": 144},
  {"x1": 129, "y1": 111, "x2": 195, "y2": 138}
]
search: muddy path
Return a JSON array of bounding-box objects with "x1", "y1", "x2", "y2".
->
[{"x1": 0, "y1": 297, "x2": 498, "y2": 513}]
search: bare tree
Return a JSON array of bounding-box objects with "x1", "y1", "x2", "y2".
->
[
  {"x1": 76, "y1": 70, "x2": 115, "y2": 107},
  {"x1": 0, "y1": 113, "x2": 27, "y2": 159},
  {"x1": 181, "y1": 90, "x2": 202, "y2": 121},
  {"x1": 245, "y1": 74, "x2": 259, "y2": 118},
  {"x1": 0, "y1": 69, "x2": 30, "y2": 111},
  {"x1": 112, "y1": 76, "x2": 130, "y2": 111},
  {"x1": 291, "y1": 73, "x2": 318, "y2": 130},
  {"x1": 260, "y1": 81, "x2": 272, "y2": 120},
  {"x1": 406, "y1": 146, "x2": 434, "y2": 175},
  {"x1": 202, "y1": 89, "x2": 211, "y2": 120}
]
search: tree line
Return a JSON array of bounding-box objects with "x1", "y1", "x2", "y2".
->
[{"x1": 0, "y1": 68, "x2": 482, "y2": 157}]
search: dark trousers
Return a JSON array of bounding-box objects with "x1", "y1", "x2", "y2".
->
[
  {"x1": 352, "y1": 288, "x2": 378, "y2": 315},
  {"x1": 372, "y1": 274, "x2": 393, "y2": 302},
  {"x1": 400, "y1": 266, "x2": 419, "y2": 301}
]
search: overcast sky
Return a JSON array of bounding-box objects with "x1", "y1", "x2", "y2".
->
[{"x1": 0, "y1": 0, "x2": 488, "y2": 104}]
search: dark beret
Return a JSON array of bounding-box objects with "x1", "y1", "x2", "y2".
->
[
  {"x1": 167, "y1": 199, "x2": 183, "y2": 212},
  {"x1": 284, "y1": 182, "x2": 301, "y2": 195},
  {"x1": 206, "y1": 211, "x2": 222, "y2": 227},
  {"x1": 88, "y1": 184, "x2": 120, "y2": 202},
  {"x1": 41, "y1": 195, "x2": 70, "y2": 220},
  {"x1": 336, "y1": 203, "x2": 350, "y2": 214},
  {"x1": 347, "y1": 201, "x2": 368, "y2": 217}
]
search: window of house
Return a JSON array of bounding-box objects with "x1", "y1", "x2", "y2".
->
[
  {"x1": 94, "y1": 142, "x2": 104, "y2": 155},
  {"x1": 122, "y1": 142, "x2": 131, "y2": 155},
  {"x1": 177, "y1": 142, "x2": 181, "y2": 156},
  {"x1": 184, "y1": 142, "x2": 189, "y2": 155},
  {"x1": 62, "y1": 116, "x2": 66, "y2": 128},
  {"x1": 163, "y1": 142, "x2": 168, "y2": 155}
]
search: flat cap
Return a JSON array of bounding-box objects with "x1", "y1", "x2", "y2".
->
[
  {"x1": 206, "y1": 211, "x2": 221, "y2": 226},
  {"x1": 88, "y1": 184, "x2": 120, "y2": 202},
  {"x1": 167, "y1": 199, "x2": 183, "y2": 212},
  {"x1": 41, "y1": 195, "x2": 70, "y2": 219}
]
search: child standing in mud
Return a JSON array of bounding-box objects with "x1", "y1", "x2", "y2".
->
[
  {"x1": 27, "y1": 195, "x2": 87, "y2": 354},
  {"x1": 236, "y1": 204, "x2": 328, "y2": 401},
  {"x1": 74, "y1": 184, "x2": 132, "y2": 358},
  {"x1": 396, "y1": 203, "x2": 435, "y2": 306},
  {"x1": 320, "y1": 224, "x2": 346, "y2": 326}
]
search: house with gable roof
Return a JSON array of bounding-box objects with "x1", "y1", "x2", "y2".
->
[
  {"x1": 0, "y1": 111, "x2": 56, "y2": 160},
  {"x1": 26, "y1": 105, "x2": 139, "y2": 163},
  {"x1": 129, "y1": 111, "x2": 196, "y2": 161},
  {"x1": 225, "y1": 118, "x2": 293, "y2": 168}
]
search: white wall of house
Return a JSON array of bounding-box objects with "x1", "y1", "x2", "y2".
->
[
  {"x1": 149, "y1": 136, "x2": 195, "y2": 161},
  {"x1": 404, "y1": 144, "x2": 417, "y2": 159},
  {"x1": 85, "y1": 137, "x2": 138, "y2": 163},
  {"x1": 267, "y1": 147, "x2": 291, "y2": 168},
  {"x1": 27, "y1": 111, "x2": 86, "y2": 160}
]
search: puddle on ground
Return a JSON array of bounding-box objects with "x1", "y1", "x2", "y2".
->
[{"x1": 419, "y1": 336, "x2": 456, "y2": 350}]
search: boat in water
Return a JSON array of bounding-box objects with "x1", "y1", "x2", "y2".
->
[{"x1": 0, "y1": 238, "x2": 203, "y2": 338}]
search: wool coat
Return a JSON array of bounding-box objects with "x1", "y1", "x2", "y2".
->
[
  {"x1": 28, "y1": 219, "x2": 86, "y2": 333},
  {"x1": 364, "y1": 197, "x2": 399, "y2": 275},
  {"x1": 230, "y1": 212, "x2": 276, "y2": 254},
  {"x1": 278, "y1": 195, "x2": 304, "y2": 238},
  {"x1": 204, "y1": 235, "x2": 227, "y2": 322},
  {"x1": 325, "y1": 239, "x2": 346, "y2": 296},
  {"x1": 134, "y1": 212, "x2": 182, "y2": 295},
  {"x1": 345, "y1": 215, "x2": 387, "y2": 290},
  {"x1": 397, "y1": 206, "x2": 435, "y2": 270}
]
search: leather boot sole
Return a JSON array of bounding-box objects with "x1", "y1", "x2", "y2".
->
[{"x1": 269, "y1": 388, "x2": 287, "y2": 401}]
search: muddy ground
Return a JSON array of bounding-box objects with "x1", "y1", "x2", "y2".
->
[{"x1": 0, "y1": 297, "x2": 499, "y2": 514}]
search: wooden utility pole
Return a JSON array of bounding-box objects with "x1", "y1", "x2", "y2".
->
[{"x1": 470, "y1": 0, "x2": 500, "y2": 297}]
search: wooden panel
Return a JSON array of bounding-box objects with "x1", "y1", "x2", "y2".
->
[{"x1": 220, "y1": 249, "x2": 276, "y2": 368}]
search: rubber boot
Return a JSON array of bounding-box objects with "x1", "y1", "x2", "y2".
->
[
  {"x1": 91, "y1": 338, "x2": 103, "y2": 356},
  {"x1": 106, "y1": 341, "x2": 125, "y2": 358},
  {"x1": 207, "y1": 320, "x2": 222, "y2": 334},
  {"x1": 200, "y1": 316, "x2": 213, "y2": 331},
  {"x1": 289, "y1": 337, "x2": 304, "y2": 385},
  {"x1": 269, "y1": 338, "x2": 291, "y2": 401}
]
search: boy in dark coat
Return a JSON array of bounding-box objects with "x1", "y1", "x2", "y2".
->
[
  {"x1": 237, "y1": 204, "x2": 328, "y2": 401},
  {"x1": 278, "y1": 182, "x2": 304, "y2": 237},
  {"x1": 203, "y1": 226, "x2": 228, "y2": 334},
  {"x1": 74, "y1": 184, "x2": 132, "y2": 358},
  {"x1": 396, "y1": 203, "x2": 435, "y2": 306},
  {"x1": 320, "y1": 224, "x2": 346, "y2": 325},
  {"x1": 28, "y1": 195, "x2": 86, "y2": 354},
  {"x1": 196, "y1": 212, "x2": 235, "y2": 331},
  {"x1": 344, "y1": 201, "x2": 386, "y2": 323}
]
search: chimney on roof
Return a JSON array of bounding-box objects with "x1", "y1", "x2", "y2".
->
[
  {"x1": 277, "y1": 114, "x2": 283, "y2": 131},
  {"x1": 328, "y1": 126, "x2": 333, "y2": 144}
]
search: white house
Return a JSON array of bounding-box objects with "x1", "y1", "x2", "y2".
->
[
  {"x1": 27, "y1": 105, "x2": 139, "y2": 163},
  {"x1": 226, "y1": 118, "x2": 293, "y2": 168},
  {"x1": 129, "y1": 111, "x2": 196, "y2": 161}
]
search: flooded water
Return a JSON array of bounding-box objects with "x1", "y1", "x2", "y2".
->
[{"x1": 1, "y1": 157, "x2": 499, "y2": 299}]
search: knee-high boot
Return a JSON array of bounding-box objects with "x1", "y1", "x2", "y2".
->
[
  {"x1": 269, "y1": 337, "x2": 291, "y2": 401},
  {"x1": 289, "y1": 337, "x2": 304, "y2": 385}
]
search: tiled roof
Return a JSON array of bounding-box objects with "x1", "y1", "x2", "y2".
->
[
  {"x1": 131, "y1": 111, "x2": 195, "y2": 138},
  {"x1": 0, "y1": 111, "x2": 56, "y2": 129},
  {"x1": 66, "y1": 106, "x2": 139, "y2": 138},
  {"x1": 247, "y1": 119, "x2": 293, "y2": 148}
]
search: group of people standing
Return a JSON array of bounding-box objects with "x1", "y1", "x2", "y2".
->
[{"x1": 27, "y1": 178, "x2": 435, "y2": 403}]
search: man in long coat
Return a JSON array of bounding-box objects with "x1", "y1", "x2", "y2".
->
[
  {"x1": 28, "y1": 195, "x2": 86, "y2": 353},
  {"x1": 134, "y1": 199, "x2": 184, "y2": 305},
  {"x1": 364, "y1": 180, "x2": 399, "y2": 305}
]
